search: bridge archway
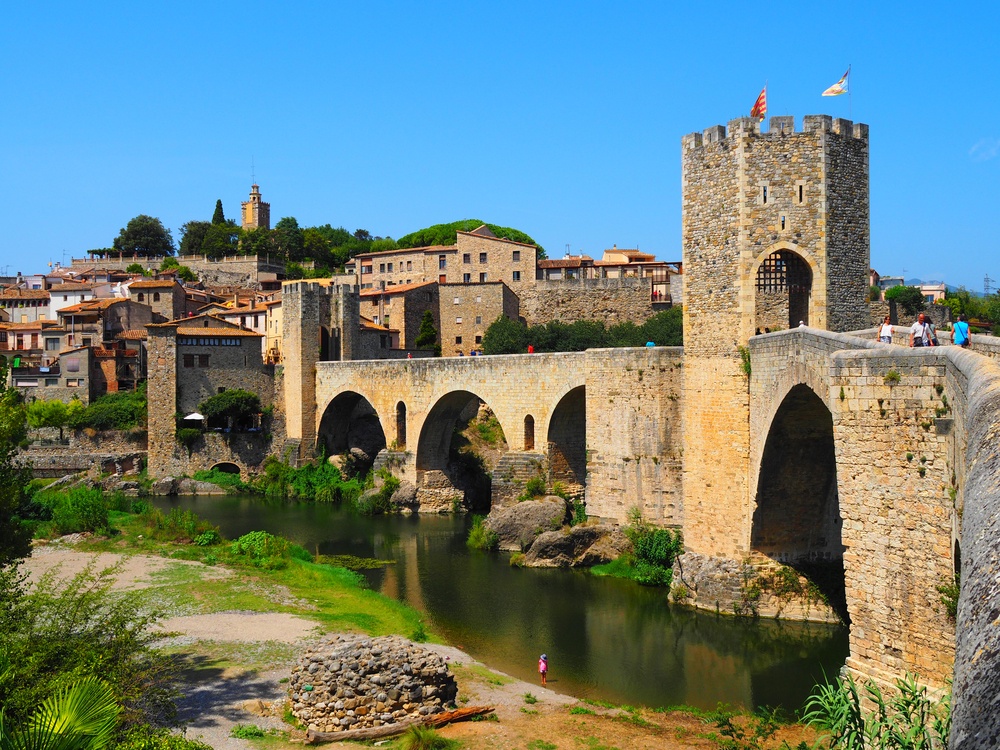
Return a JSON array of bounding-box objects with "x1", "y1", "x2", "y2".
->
[
  {"x1": 752, "y1": 383, "x2": 846, "y2": 618},
  {"x1": 317, "y1": 391, "x2": 386, "y2": 473},
  {"x1": 547, "y1": 386, "x2": 586, "y2": 489},
  {"x1": 753, "y1": 245, "x2": 816, "y2": 331},
  {"x1": 416, "y1": 390, "x2": 507, "y2": 510},
  {"x1": 210, "y1": 462, "x2": 241, "y2": 474}
]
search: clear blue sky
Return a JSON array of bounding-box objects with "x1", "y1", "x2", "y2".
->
[{"x1": 2, "y1": 2, "x2": 997, "y2": 291}]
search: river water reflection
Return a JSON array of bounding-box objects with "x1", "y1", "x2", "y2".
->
[{"x1": 153, "y1": 495, "x2": 848, "y2": 711}]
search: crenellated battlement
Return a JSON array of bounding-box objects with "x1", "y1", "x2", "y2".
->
[{"x1": 683, "y1": 115, "x2": 868, "y2": 149}]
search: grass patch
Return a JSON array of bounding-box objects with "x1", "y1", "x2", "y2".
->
[
  {"x1": 451, "y1": 663, "x2": 514, "y2": 687},
  {"x1": 570, "y1": 706, "x2": 596, "y2": 715}
]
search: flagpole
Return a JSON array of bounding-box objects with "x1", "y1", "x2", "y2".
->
[{"x1": 848, "y1": 65, "x2": 852, "y2": 119}]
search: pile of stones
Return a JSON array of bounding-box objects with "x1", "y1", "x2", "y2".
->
[{"x1": 288, "y1": 634, "x2": 458, "y2": 734}]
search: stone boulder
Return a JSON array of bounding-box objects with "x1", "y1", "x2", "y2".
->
[
  {"x1": 484, "y1": 496, "x2": 567, "y2": 551},
  {"x1": 288, "y1": 634, "x2": 458, "y2": 735},
  {"x1": 389, "y1": 480, "x2": 418, "y2": 510},
  {"x1": 523, "y1": 524, "x2": 630, "y2": 568},
  {"x1": 151, "y1": 476, "x2": 179, "y2": 496},
  {"x1": 175, "y1": 478, "x2": 227, "y2": 495}
]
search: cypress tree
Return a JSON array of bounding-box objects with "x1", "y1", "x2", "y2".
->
[{"x1": 212, "y1": 199, "x2": 226, "y2": 225}]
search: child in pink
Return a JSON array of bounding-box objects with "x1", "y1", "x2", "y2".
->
[{"x1": 538, "y1": 654, "x2": 548, "y2": 686}]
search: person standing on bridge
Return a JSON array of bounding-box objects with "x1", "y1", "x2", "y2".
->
[
  {"x1": 954, "y1": 314, "x2": 971, "y2": 348},
  {"x1": 909, "y1": 313, "x2": 934, "y2": 347},
  {"x1": 879, "y1": 316, "x2": 893, "y2": 343}
]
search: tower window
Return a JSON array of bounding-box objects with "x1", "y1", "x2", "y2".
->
[
  {"x1": 781, "y1": 216, "x2": 787, "y2": 231},
  {"x1": 761, "y1": 185, "x2": 768, "y2": 204},
  {"x1": 795, "y1": 182, "x2": 806, "y2": 204}
]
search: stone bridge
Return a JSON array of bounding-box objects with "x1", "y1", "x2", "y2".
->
[
  {"x1": 302, "y1": 347, "x2": 684, "y2": 518},
  {"x1": 286, "y1": 330, "x2": 1000, "y2": 743}
]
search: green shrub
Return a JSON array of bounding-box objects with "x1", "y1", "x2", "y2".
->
[
  {"x1": 524, "y1": 476, "x2": 546, "y2": 497},
  {"x1": 142, "y1": 507, "x2": 217, "y2": 542},
  {"x1": 68, "y1": 383, "x2": 147, "y2": 431},
  {"x1": 230, "y1": 530, "x2": 289, "y2": 560},
  {"x1": 352, "y1": 470, "x2": 399, "y2": 516},
  {"x1": 193, "y1": 529, "x2": 221, "y2": 547},
  {"x1": 199, "y1": 389, "x2": 261, "y2": 430},
  {"x1": 467, "y1": 515, "x2": 499, "y2": 551},
  {"x1": 252, "y1": 455, "x2": 363, "y2": 503},
  {"x1": 36, "y1": 486, "x2": 110, "y2": 535},
  {"x1": 0, "y1": 562, "x2": 177, "y2": 732},
  {"x1": 230, "y1": 724, "x2": 267, "y2": 739},
  {"x1": 397, "y1": 724, "x2": 458, "y2": 750},
  {"x1": 193, "y1": 468, "x2": 248, "y2": 492},
  {"x1": 118, "y1": 726, "x2": 213, "y2": 749},
  {"x1": 176, "y1": 428, "x2": 202, "y2": 455},
  {"x1": 803, "y1": 672, "x2": 950, "y2": 749}
]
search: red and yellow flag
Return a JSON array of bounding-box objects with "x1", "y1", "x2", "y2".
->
[
  {"x1": 750, "y1": 86, "x2": 767, "y2": 121},
  {"x1": 822, "y1": 68, "x2": 850, "y2": 97}
]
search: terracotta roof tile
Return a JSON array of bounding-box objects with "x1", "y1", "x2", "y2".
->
[
  {"x1": 175, "y1": 327, "x2": 262, "y2": 337},
  {"x1": 0, "y1": 289, "x2": 50, "y2": 300},
  {"x1": 129, "y1": 279, "x2": 180, "y2": 289},
  {"x1": 359, "y1": 280, "x2": 437, "y2": 298}
]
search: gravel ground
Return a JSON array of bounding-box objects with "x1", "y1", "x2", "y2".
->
[{"x1": 21, "y1": 541, "x2": 574, "y2": 749}]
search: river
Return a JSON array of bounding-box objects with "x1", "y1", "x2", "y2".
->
[{"x1": 153, "y1": 494, "x2": 848, "y2": 711}]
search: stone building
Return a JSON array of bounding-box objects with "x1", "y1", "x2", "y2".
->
[
  {"x1": 126, "y1": 279, "x2": 186, "y2": 321},
  {"x1": 350, "y1": 225, "x2": 537, "y2": 292},
  {"x1": 358, "y1": 281, "x2": 439, "y2": 349},
  {"x1": 679, "y1": 114, "x2": 869, "y2": 558},
  {"x1": 438, "y1": 281, "x2": 518, "y2": 355},
  {"x1": 241, "y1": 183, "x2": 271, "y2": 230},
  {"x1": 0, "y1": 288, "x2": 51, "y2": 323},
  {"x1": 145, "y1": 314, "x2": 275, "y2": 476}
]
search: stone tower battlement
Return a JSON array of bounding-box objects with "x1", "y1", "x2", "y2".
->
[{"x1": 682, "y1": 115, "x2": 868, "y2": 150}]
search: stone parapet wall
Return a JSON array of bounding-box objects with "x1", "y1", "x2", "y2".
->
[{"x1": 518, "y1": 278, "x2": 654, "y2": 327}]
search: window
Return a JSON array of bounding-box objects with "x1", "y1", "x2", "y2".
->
[
  {"x1": 82, "y1": 337, "x2": 92, "y2": 347},
  {"x1": 455, "y1": 336, "x2": 463, "y2": 345},
  {"x1": 463, "y1": 253, "x2": 471, "y2": 264},
  {"x1": 479, "y1": 252, "x2": 487, "y2": 263},
  {"x1": 45, "y1": 338, "x2": 59, "y2": 351},
  {"x1": 137, "y1": 293, "x2": 145, "y2": 301},
  {"x1": 380, "y1": 335, "x2": 388, "y2": 348},
  {"x1": 463, "y1": 273, "x2": 471, "y2": 283},
  {"x1": 512, "y1": 271, "x2": 521, "y2": 282},
  {"x1": 63, "y1": 295, "x2": 68, "y2": 301},
  {"x1": 407, "y1": 261, "x2": 412, "y2": 271},
  {"x1": 475, "y1": 335, "x2": 482, "y2": 344},
  {"x1": 218, "y1": 387, "x2": 226, "y2": 394},
  {"x1": 153, "y1": 292, "x2": 160, "y2": 301},
  {"x1": 760, "y1": 185, "x2": 768, "y2": 204},
  {"x1": 361, "y1": 265, "x2": 373, "y2": 274},
  {"x1": 479, "y1": 273, "x2": 487, "y2": 282},
  {"x1": 45, "y1": 377, "x2": 58, "y2": 386},
  {"x1": 512, "y1": 250, "x2": 520, "y2": 262},
  {"x1": 476, "y1": 296, "x2": 482, "y2": 303},
  {"x1": 439, "y1": 255, "x2": 447, "y2": 269},
  {"x1": 183, "y1": 354, "x2": 195, "y2": 368},
  {"x1": 795, "y1": 182, "x2": 806, "y2": 204},
  {"x1": 198, "y1": 354, "x2": 209, "y2": 368},
  {"x1": 65, "y1": 358, "x2": 79, "y2": 372},
  {"x1": 66, "y1": 379, "x2": 80, "y2": 387},
  {"x1": 453, "y1": 297, "x2": 461, "y2": 305},
  {"x1": 475, "y1": 316, "x2": 482, "y2": 325},
  {"x1": 456, "y1": 317, "x2": 463, "y2": 324},
  {"x1": 379, "y1": 263, "x2": 386, "y2": 273}
]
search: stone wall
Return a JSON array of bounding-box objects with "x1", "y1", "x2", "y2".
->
[
  {"x1": 584, "y1": 346, "x2": 684, "y2": 525},
  {"x1": 518, "y1": 277, "x2": 654, "y2": 327},
  {"x1": 153, "y1": 432, "x2": 274, "y2": 478}
]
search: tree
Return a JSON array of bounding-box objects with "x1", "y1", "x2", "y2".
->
[
  {"x1": 211, "y1": 199, "x2": 226, "y2": 225},
  {"x1": 179, "y1": 221, "x2": 211, "y2": 256},
  {"x1": 396, "y1": 219, "x2": 544, "y2": 256},
  {"x1": 26, "y1": 399, "x2": 80, "y2": 441},
  {"x1": 0, "y1": 363, "x2": 35, "y2": 566},
  {"x1": 124, "y1": 263, "x2": 147, "y2": 276},
  {"x1": 111, "y1": 215, "x2": 174, "y2": 257},
  {"x1": 884, "y1": 285, "x2": 927, "y2": 316},
  {"x1": 200, "y1": 223, "x2": 239, "y2": 259},
  {"x1": 199, "y1": 389, "x2": 261, "y2": 430},
  {"x1": 414, "y1": 311, "x2": 440, "y2": 355},
  {"x1": 175, "y1": 265, "x2": 196, "y2": 282},
  {"x1": 481, "y1": 316, "x2": 527, "y2": 355},
  {"x1": 273, "y1": 217, "x2": 305, "y2": 261},
  {"x1": 239, "y1": 227, "x2": 275, "y2": 257}
]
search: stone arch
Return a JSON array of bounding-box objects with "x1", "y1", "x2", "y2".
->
[
  {"x1": 415, "y1": 390, "x2": 508, "y2": 511},
  {"x1": 753, "y1": 247, "x2": 814, "y2": 331},
  {"x1": 210, "y1": 461, "x2": 241, "y2": 474},
  {"x1": 547, "y1": 385, "x2": 586, "y2": 489},
  {"x1": 751, "y1": 383, "x2": 846, "y2": 618},
  {"x1": 524, "y1": 415, "x2": 535, "y2": 451},
  {"x1": 317, "y1": 391, "x2": 387, "y2": 472}
]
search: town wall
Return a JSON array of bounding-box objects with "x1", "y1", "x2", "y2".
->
[{"x1": 518, "y1": 277, "x2": 654, "y2": 327}]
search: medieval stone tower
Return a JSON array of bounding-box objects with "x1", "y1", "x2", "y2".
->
[
  {"x1": 241, "y1": 184, "x2": 271, "y2": 231},
  {"x1": 680, "y1": 114, "x2": 870, "y2": 558}
]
